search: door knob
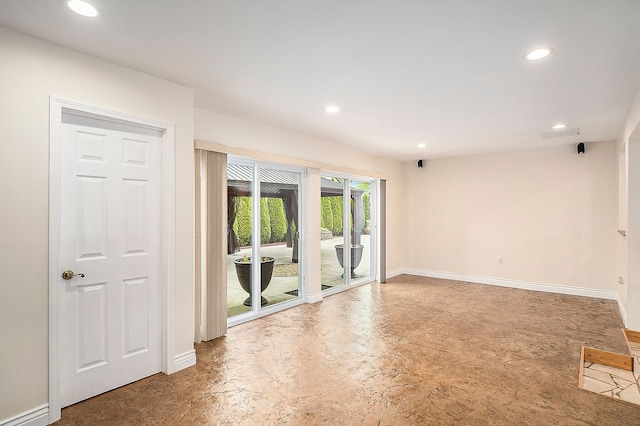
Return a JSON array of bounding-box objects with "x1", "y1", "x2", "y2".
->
[{"x1": 62, "y1": 270, "x2": 85, "y2": 280}]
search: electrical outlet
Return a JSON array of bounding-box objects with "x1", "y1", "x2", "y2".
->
[
  {"x1": 618, "y1": 276, "x2": 624, "y2": 285},
  {"x1": 498, "y1": 258, "x2": 503, "y2": 265}
]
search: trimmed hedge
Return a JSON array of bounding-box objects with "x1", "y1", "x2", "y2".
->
[
  {"x1": 320, "y1": 197, "x2": 333, "y2": 231},
  {"x1": 363, "y1": 193, "x2": 370, "y2": 223},
  {"x1": 267, "y1": 198, "x2": 287, "y2": 243},
  {"x1": 233, "y1": 196, "x2": 252, "y2": 247},
  {"x1": 330, "y1": 196, "x2": 343, "y2": 235},
  {"x1": 260, "y1": 198, "x2": 271, "y2": 244},
  {"x1": 233, "y1": 196, "x2": 290, "y2": 246},
  {"x1": 233, "y1": 191, "x2": 371, "y2": 247}
]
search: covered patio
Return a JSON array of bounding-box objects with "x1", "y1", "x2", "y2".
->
[
  {"x1": 226, "y1": 235, "x2": 372, "y2": 316},
  {"x1": 226, "y1": 165, "x2": 369, "y2": 317}
]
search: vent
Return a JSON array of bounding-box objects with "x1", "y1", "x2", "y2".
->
[{"x1": 538, "y1": 127, "x2": 580, "y2": 139}]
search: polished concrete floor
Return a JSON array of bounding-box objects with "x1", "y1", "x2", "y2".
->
[{"x1": 57, "y1": 275, "x2": 640, "y2": 425}]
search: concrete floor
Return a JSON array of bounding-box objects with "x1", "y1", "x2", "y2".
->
[{"x1": 57, "y1": 275, "x2": 640, "y2": 425}]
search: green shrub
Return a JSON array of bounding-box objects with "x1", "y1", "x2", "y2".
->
[
  {"x1": 233, "y1": 197, "x2": 252, "y2": 246},
  {"x1": 321, "y1": 197, "x2": 333, "y2": 231},
  {"x1": 350, "y1": 198, "x2": 354, "y2": 232},
  {"x1": 267, "y1": 198, "x2": 287, "y2": 243},
  {"x1": 362, "y1": 193, "x2": 371, "y2": 231},
  {"x1": 330, "y1": 196, "x2": 343, "y2": 235},
  {"x1": 260, "y1": 198, "x2": 271, "y2": 244}
]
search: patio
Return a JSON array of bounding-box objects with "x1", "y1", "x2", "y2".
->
[{"x1": 227, "y1": 235, "x2": 372, "y2": 317}]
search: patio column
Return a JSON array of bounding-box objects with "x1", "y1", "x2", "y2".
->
[
  {"x1": 227, "y1": 194, "x2": 238, "y2": 254},
  {"x1": 283, "y1": 191, "x2": 299, "y2": 262},
  {"x1": 283, "y1": 194, "x2": 293, "y2": 248},
  {"x1": 352, "y1": 192, "x2": 363, "y2": 245}
]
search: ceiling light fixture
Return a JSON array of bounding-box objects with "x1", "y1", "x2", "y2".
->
[
  {"x1": 417, "y1": 143, "x2": 426, "y2": 148},
  {"x1": 552, "y1": 123, "x2": 567, "y2": 130},
  {"x1": 324, "y1": 105, "x2": 340, "y2": 114},
  {"x1": 525, "y1": 48, "x2": 553, "y2": 61},
  {"x1": 67, "y1": 0, "x2": 99, "y2": 17}
]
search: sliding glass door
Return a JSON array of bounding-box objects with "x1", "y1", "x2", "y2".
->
[
  {"x1": 321, "y1": 175, "x2": 376, "y2": 292},
  {"x1": 350, "y1": 179, "x2": 374, "y2": 281},
  {"x1": 227, "y1": 159, "x2": 304, "y2": 324}
]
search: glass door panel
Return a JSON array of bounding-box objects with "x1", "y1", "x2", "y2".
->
[
  {"x1": 259, "y1": 167, "x2": 302, "y2": 307},
  {"x1": 321, "y1": 176, "x2": 347, "y2": 290},
  {"x1": 350, "y1": 180, "x2": 373, "y2": 281},
  {"x1": 227, "y1": 163, "x2": 254, "y2": 318},
  {"x1": 227, "y1": 160, "x2": 305, "y2": 324}
]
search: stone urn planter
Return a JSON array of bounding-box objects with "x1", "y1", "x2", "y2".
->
[
  {"x1": 233, "y1": 256, "x2": 275, "y2": 306},
  {"x1": 334, "y1": 244, "x2": 364, "y2": 279}
]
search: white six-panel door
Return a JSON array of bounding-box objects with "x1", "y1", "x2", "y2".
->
[{"x1": 58, "y1": 118, "x2": 162, "y2": 407}]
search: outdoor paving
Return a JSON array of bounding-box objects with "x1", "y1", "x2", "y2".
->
[
  {"x1": 227, "y1": 235, "x2": 371, "y2": 317},
  {"x1": 581, "y1": 340, "x2": 640, "y2": 405}
]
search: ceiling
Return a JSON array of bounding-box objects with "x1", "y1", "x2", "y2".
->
[{"x1": 2, "y1": 0, "x2": 640, "y2": 161}]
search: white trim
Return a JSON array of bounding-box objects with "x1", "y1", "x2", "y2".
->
[
  {"x1": 386, "y1": 268, "x2": 403, "y2": 280},
  {"x1": 227, "y1": 298, "x2": 306, "y2": 328},
  {"x1": 162, "y1": 121, "x2": 177, "y2": 375},
  {"x1": 174, "y1": 350, "x2": 197, "y2": 372},
  {"x1": 402, "y1": 268, "x2": 619, "y2": 300},
  {"x1": 48, "y1": 97, "x2": 177, "y2": 422},
  {"x1": 48, "y1": 99, "x2": 63, "y2": 423},
  {"x1": 306, "y1": 291, "x2": 323, "y2": 304},
  {"x1": 196, "y1": 139, "x2": 389, "y2": 180},
  {"x1": 618, "y1": 296, "x2": 629, "y2": 327},
  {"x1": 0, "y1": 404, "x2": 48, "y2": 426}
]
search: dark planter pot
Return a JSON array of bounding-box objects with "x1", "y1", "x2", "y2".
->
[
  {"x1": 233, "y1": 257, "x2": 275, "y2": 306},
  {"x1": 335, "y1": 244, "x2": 364, "y2": 279}
]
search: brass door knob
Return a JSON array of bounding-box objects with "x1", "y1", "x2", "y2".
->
[{"x1": 62, "y1": 270, "x2": 85, "y2": 280}]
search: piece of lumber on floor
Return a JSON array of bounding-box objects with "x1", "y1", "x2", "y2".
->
[
  {"x1": 578, "y1": 346, "x2": 586, "y2": 388},
  {"x1": 583, "y1": 346, "x2": 634, "y2": 372},
  {"x1": 623, "y1": 328, "x2": 640, "y2": 344}
]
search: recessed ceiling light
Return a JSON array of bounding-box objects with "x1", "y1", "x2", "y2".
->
[
  {"x1": 525, "y1": 48, "x2": 553, "y2": 61},
  {"x1": 67, "y1": 0, "x2": 99, "y2": 17},
  {"x1": 417, "y1": 143, "x2": 426, "y2": 148},
  {"x1": 552, "y1": 123, "x2": 567, "y2": 130},
  {"x1": 324, "y1": 105, "x2": 340, "y2": 114}
]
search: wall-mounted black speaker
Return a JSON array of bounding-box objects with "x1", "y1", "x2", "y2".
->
[
  {"x1": 577, "y1": 142, "x2": 585, "y2": 155},
  {"x1": 417, "y1": 160, "x2": 424, "y2": 169}
]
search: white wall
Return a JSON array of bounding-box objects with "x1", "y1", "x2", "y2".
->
[
  {"x1": 195, "y1": 109, "x2": 405, "y2": 276},
  {"x1": 402, "y1": 142, "x2": 617, "y2": 292},
  {"x1": 0, "y1": 28, "x2": 195, "y2": 422},
  {"x1": 617, "y1": 88, "x2": 640, "y2": 328}
]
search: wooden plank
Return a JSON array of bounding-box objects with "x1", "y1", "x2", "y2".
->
[
  {"x1": 623, "y1": 329, "x2": 640, "y2": 344},
  {"x1": 583, "y1": 346, "x2": 634, "y2": 372},
  {"x1": 623, "y1": 329, "x2": 640, "y2": 372}
]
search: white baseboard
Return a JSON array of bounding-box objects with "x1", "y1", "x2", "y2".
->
[
  {"x1": 385, "y1": 268, "x2": 403, "y2": 280},
  {"x1": 402, "y1": 268, "x2": 619, "y2": 300},
  {"x1": 174, "y1": 349, "x2": 196, "y2": 372},
  {"x1": 0, "y1": 405, "x2": 48, "y2": 426},
  {"x1": 306, "y1": 291, "x2": 323, "y2": 304}
]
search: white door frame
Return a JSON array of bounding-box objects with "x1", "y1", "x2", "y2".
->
[{"x1": 48, "y1": 97, "x2": 176, "y2": 422}]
